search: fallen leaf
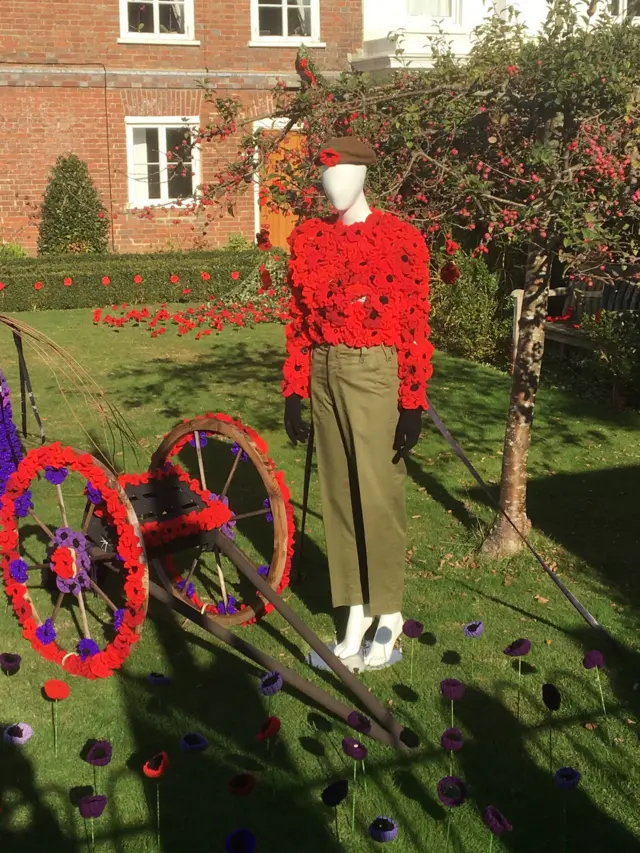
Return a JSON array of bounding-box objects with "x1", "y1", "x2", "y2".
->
[
  {"x1": 504, "y1": 575, "x2": 512, "y2": 586},
  {"x1": 411, "y1": 515, "x2": 421, "y2": 519},
  {"x1": 626, "y1": 718, "x2": 637, "y2": 726},
  {"x1": 545, "y1": 639, "x2": 553, "y2": 646},
  {"x1": 614, "y1": 737, "x2": 625, "y2": 743},
  {"x1": 534, "y1": 595, "x2": 550, "y2": 605},
  {"x1": 584, "y1": 722, "x2": 598, "y2": 731}
]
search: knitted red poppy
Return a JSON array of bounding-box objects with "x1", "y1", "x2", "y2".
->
[{"x1": 282, "y1": 210, "x2": 433, "y2": 409}]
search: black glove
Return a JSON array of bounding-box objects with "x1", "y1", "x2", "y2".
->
[
  {"x1": 284, "y1": 394, "x2": 310, "y2": 446},
  {"x1": 392, "y1": 408, "x2": 422, "y2": 464}
]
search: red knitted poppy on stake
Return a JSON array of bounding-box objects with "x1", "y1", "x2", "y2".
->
[{"x1": 283, "y1": 210, "x2": 434, "y2": 409}]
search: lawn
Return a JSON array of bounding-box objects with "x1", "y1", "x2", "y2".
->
[{"x1": 1, "y1": 309, "x2": 640, "y2": 853}]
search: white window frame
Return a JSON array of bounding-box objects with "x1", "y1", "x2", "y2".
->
[
  {"x1": 404, "y1": 0, "x2": 462, "y2": 28},
  {"x1": 125, "y1": 116, "x2": 201, "y2": 209},
  {"x1": 249, "y1": 0, "x2": 325, "y2": 47},
  {"x1": 118, "y1": 0, "x2": 199, "y2": 45},
  {"x1": 609, "y1": 0, "x2": 640, "y2": 19}
]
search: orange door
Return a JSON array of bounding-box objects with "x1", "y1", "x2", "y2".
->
[{"x1": 259, "y1": 131, "x2": 303, "y2": 251}]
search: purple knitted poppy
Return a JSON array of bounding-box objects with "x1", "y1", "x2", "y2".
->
[
  {"x1": 259, "y1": 671, "x2": 283, "y2": 697},
  {"x1": 342, "y1": 737, "x2": 368, "y2": 761},
  {"x1": 3, "y1": 722, "x2": 33, "y2": 745},
  {"x1": 0, "y1": 652, "x2": 22, "y2": 675},
  {"x1": 44, "y1": 466, "x2": 69, "y2": 485},
  {"x1": 56, "y1": 570, "x2": 90, "y2": 596},
  {"x1": 188, "y1": 431, "x2": 208, "y2": 448},
  {"x1": 231, "y1": 442, "x2": 249, "y2": 462},
  {"x1": 86, "y1": 740, "x2": 113, "y2": 767},
  {"x1": 504, "y1": 638, "x2": 531, "y2": 657},
  {"x1": 78, "y1": 794, "x2": 107, "y2": 819},
  {"x1": 402, "y1": 619, "x2": 424, "y2": 639},
  {"x1": 113, "y1": 609, "x2": 124, "y2": 631},
  {"x1": 347, "y1": 710, "x2": 372, "y2": 735},
  {"x1": 440, "y1": 678, "x2": 465, "y2": 701},
  {"x1": 440, "y1": 728, "x2": 465, "y2": 752},
  {"x1": 86, "y1": 481, "x2": 103, "y2": 504},
  {"x1": 484, "y1": 805, "x2": 512, "y2": 836},
  {"x1": 554, "y1": 767, "x2": 581, "y2": 791},
  {"x1": 15, "y1": 492, "x2": 33, "y2": 517},
  {"x1": 35, "y1": 619, "x2": 56, "y2": 645},
  {"x1": 217, "y1": 596, "x2": 238, "y2": 615},
  {"x1": 368, "y1": 816, "x2": 399, "y2": 843},
  {"x1": 463, "y1": 621, "x2": 485, "y2": 638},
  {"x1": 9, "y1": 558, "x2": 28, "y2": 583},
  {"x1": 437, "y1": 776, "x2": 467, "y2": 807},
  {"x1": 78, "y1": 638, "x2": 100, "y2": 660},
  {"x1": 583, "y1": 650, "x2": 604, "y2": 670}
]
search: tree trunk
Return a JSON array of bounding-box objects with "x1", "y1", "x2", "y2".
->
[{"x1": 482, "y1": 245, "x2": 550, "y2": 557}]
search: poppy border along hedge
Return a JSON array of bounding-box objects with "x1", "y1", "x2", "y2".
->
[{"x1": 0, "y1": 249, "x2": 276, "y2": 312}]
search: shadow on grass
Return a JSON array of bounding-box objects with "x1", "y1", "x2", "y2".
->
[{"x1": 0, "y1": 739, "x2": 76, "y2": 852}]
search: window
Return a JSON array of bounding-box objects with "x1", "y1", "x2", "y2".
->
[
  {"x1": 125, "y1": 117, "x2": 200, "y2": 207},
  {"x1": 250, "y1": 0, "x2": 322, "y2": 44},
  {"x1": 408, "y1": 0, "x2": 453, "y2": 16},
  {"x1": 119, "y1": 0, "x2": 196, "y2": 42},
  {"x1": 610, "y1": 0, "x2": 640, "y2": 15}
]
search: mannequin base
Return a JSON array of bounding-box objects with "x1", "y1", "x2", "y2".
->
[{"x1": 307, "y1": 641, "x2": 403, "y2": 674}]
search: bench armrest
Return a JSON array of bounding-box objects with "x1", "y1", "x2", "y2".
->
[{"x1": 510, "y1": 287, "x2": 569, "y2": 298}]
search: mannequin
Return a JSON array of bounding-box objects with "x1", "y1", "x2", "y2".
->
[{"x1": 282, "y1": 137, "x2": 433, "y2": 668}]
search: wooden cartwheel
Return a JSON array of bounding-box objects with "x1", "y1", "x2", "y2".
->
[{"x1": 2, "y1": 411, "x2": 416, "y2": 750}]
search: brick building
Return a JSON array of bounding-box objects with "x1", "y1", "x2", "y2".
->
[{"x1": 0, "y1": 0, "x2": 362, "y2": 254}]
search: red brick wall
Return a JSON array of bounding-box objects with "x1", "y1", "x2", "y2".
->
[
  {"x1": 0, "y1": 0, "x2": 361, "y2": 254},
  {"x1": 0, "y1": 0, "x2": 361, "y2": 72}
]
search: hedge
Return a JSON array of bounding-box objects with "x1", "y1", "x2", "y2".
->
[{"x1": 0, "y1": 249, "x2": 276, "y2": 312}]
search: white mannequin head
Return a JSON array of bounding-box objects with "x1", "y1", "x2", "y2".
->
[
  {"x1": 321, "y1": 164, "x2": 367, "y2": 212},
  {"x1": 321, "y1": 163, "x2": 371, "y2": 224}
]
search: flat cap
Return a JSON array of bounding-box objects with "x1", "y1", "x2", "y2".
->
[{"x1": 315, "y1": 136, "x2": 377, "y2": 168}]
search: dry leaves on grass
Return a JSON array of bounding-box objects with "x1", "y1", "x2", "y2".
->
[{"x1": 534, "y1": 595, "x2": 550, "y2": 605}]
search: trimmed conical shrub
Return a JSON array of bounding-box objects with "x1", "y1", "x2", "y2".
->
[{"x1": 38, "y1": 154, "x2": 109, "y2": 255}]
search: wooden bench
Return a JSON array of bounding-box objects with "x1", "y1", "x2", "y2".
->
[{"x1": 510, "y1": 280, "x2": 640, "y2": 368}]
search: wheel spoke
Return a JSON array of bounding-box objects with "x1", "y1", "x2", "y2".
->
[
  {"x1": 88, "y1": 578, "x2": 118, "y2": 613},
  {"x1": 76, "y1": 590, "x2": 92, "y2": 640},
  {"x1": 28, "y1": 509, "x2": 55, "y2": 540},
  {"x1": 181, "y1": 546, "x2": 204, "y2": 592},
  {"x1": 193, "y1": 431, "x2": 208, "y2": 492},
  {"x1": 55, "y1": 484, "x2": 69, "y2": 528},
  {"x1": 220, "y1": 448, "x2": 241, "y2": 500},
  {"x1": 82, "y1": 503, "x2": 95, "y2": 534},
  {"x1": 51, "y1": 592, "x2": 65, "y2": 624},
  {"x1": 229, "y1": 507, "x2": 271, "y2": 522},
  {"x1": 214, "y1": 545, "x2": 229, "y2": 610}
]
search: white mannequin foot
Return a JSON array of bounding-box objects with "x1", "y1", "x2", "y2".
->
[
  {"x1": 334, "y1": 605, "x2": 373, "y2": 659},
  {"x1": 364, "y1": 612, "x2": 404, "y2": 668}
]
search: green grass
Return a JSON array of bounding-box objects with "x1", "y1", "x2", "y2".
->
[{"x1": 2, "y1": 310, "x2": 640, "y2": 853}]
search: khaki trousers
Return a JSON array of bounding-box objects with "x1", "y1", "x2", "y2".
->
[{"x1": 310, "y1": 344, "x2": 407, "y2": 616}]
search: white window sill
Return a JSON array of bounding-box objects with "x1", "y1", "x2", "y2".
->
[
  {"x1": 117, "y1": 37, "x2": 200, "y2": 46},
  {"x1": 248, "y1": 38, "x2": 325, "y2": 48},
  {"x1": 126, "y1": 199, "x2": 196, "y2": 211}
]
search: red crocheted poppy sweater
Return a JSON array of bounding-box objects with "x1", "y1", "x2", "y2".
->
[{"x1": 282, "y1": 209, "x2": 434, "y2": 409}]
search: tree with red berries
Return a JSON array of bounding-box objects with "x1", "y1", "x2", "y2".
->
[{"x1": 193, "y1": 5, "x2": 640, "y2": 556}]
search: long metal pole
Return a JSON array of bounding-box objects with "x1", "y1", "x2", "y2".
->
[
  {"x1": 212, "y1": 531, "x2": 408, "y2": 746},
  {"x1": 425, "y1": 400, "x2": 605, "y2": 635},
  {"x1": 148, "y1": 578, "x2": 407, "y2": 750}
]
